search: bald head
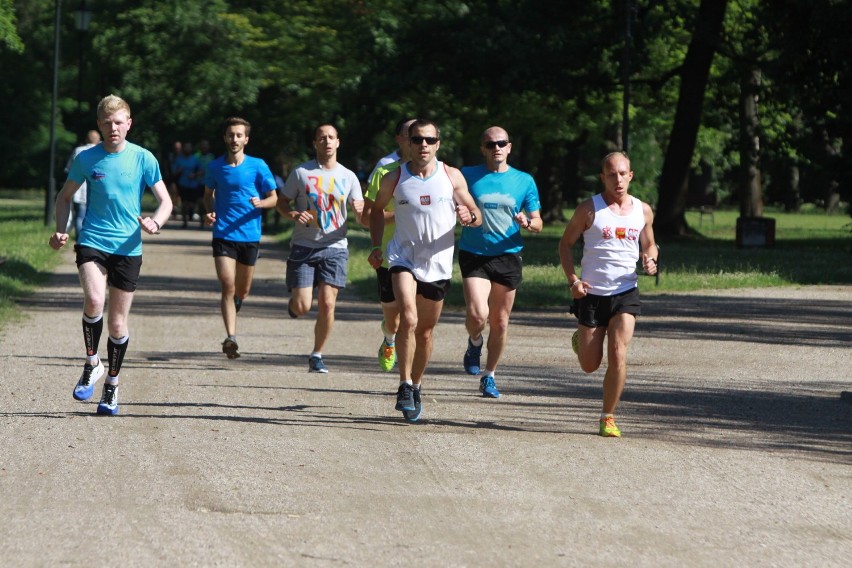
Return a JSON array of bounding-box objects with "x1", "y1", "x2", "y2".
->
[{"x1": 480, "y1": 126, "x2": 512, "y2": 172}]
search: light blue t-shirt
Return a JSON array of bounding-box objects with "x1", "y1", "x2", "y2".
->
[
  {"x1": 459, "y1": 165, "x2": 541, "y2": 256},
  {"x1": 172, "y1": 153, "x2": 202, "y2": 188},
  {"x1": 205, "y1": 155, "x2": 276, "y2": 242},
  {"x1": 68, "y1": 142, "x2": 162, "y2": 256}
]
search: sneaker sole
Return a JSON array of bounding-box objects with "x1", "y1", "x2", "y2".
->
[
  {"x1": 481, "y1": 390, "x2": 500, "y2": 399},
  {"x1": 96, "y1": 405, "x2": 118, "y2": 416},
  {"x1": 403, "y1": 406, "x2": 422, "y2": 422},
  {"x1": 309, "y1": 368, "x2": 328, "y2": 374},
  {"x1": 222, "y1": 339, "x2": 240, "y2": 359}
]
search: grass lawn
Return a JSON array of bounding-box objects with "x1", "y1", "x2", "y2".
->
[
  {"x1": 336, "y1": 206, "x2": 852, "y2": 309},
  {"x1": 0, "y1": 190, "x2": 63, "y2": 328},
  {"x1": 1, "y1": 190, "x2": 850, "y2": 334}
]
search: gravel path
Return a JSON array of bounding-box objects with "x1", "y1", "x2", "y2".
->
[{"x1": 1, "y1": 224, "x2": 849, "y2": 566}]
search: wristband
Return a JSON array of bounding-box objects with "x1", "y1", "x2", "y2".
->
[
  {"x1": 648, "y1": 258, "x2": 657, "y2": 265},
  {"x1": 371, "y1": 246, "x2": 382, "y2": 252},
  {"x1": 470, "y1": 212, "x2": 477, "y2": 224},
  {"x1": 152, "y1": 220, "x2": 160, "y2": 231},
  {"x1": 571, "y1": 279, "x2": 582, "y2": 288}
]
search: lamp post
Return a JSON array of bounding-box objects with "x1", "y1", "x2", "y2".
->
[
  {"x1": 74, "y1": 0, "x2": 92, "y2": 125},
  {"x1": 46, "y1": 1, "x2": 93, "y2": 225},
  {"x1": 45, "y1": 0, "x2": 62, "y2": 225}
]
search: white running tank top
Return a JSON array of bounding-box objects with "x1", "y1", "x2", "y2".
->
[
  {"x1": 581, "y1": 193, "x2": 646, "y2": 295},
  {"x1": 386, "y1": 161, "x2": 457, "y2": 282}
]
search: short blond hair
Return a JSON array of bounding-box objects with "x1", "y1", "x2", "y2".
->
[{"x1": 97, "y1": 95, "x2": 131, "y2": 119}]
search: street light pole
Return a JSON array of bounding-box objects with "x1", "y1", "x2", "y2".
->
[
  {"x1": 46, "y1": 0, "x2": 62, "y2": 226},
  {"x1": 74, "y1": 0, "x2": 92, "y2": 129}
]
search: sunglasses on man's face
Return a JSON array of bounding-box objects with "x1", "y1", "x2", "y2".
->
[
  {"x1": 410, "y1": 136, "x2": 439, "y2": 145},
  {"x1": 484, "y1": 140, "x2": 510, "y2": 149}
]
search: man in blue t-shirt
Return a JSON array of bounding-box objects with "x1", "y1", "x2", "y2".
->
[
  {"x1": 203, "y1": 117, "x2": 278, "y2": 359},
  {"x1": 459, "y1": 126, "x2": 542, "y2": 399},
  {"x1": 173, "y1": 141, "x2": 203, "y2": 227},
  {"x1": 49, "y1": 94, "x2": 173, "y2": 416}
]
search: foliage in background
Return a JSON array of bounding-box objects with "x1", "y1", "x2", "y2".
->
[
  {"x1": 0, "y1": 0, "x2": 849, "y2": 227},
  {"x1": 0, "y1": 192, "x2": 62, "y2": 329}
]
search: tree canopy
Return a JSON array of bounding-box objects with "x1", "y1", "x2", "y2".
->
[{"x1": 1, "y1": 0, "x2": 849, "y2": 232}]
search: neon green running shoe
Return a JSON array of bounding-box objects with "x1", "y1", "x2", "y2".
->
[
  {"x1": 378, "y1": 338, "x2": 397, "y2": 372},
  {"x1": 599, "y1": 416, "x2": 622, "y2": 438},
  {"x1": 571, "y1": 330, "x2": 580, "y2": 356}
]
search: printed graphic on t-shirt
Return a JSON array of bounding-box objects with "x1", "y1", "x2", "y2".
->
[
  {"x1": 603, "y1": 226, "x2": 639, "y2": 241},
  {"x1": 306, "y1": 175, "x2": 346, "y2": 232}
]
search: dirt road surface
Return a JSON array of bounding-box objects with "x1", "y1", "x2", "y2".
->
[{"x1": 1, "y1": 224, "x2": 849, "y2": 566}]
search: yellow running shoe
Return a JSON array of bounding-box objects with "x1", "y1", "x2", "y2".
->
[
  {"x1": 599, "y1": 416, "x2": 622, "y2": 437},
  {"x1": 378, "y1": 338, "x2": 396, "y2": 372}
]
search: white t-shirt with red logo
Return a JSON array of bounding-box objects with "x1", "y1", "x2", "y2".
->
[{"x1": 581, "y1": 193, "x2": 645, "y2": 295}]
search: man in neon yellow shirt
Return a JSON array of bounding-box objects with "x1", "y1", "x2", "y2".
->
[{"x1": 362, "y1": 118, "x2": 416, "y2": 372}]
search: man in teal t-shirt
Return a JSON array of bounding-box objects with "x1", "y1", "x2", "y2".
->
[
  {"x1": 49, "y1": 94, "x2": 172, "y2": 416},
  {"x1": 203, "y1": 117, "x2": 278, "y2": 359},
  {"x1": 459, "y1": 126, "x2": 542, "y2": 399}
]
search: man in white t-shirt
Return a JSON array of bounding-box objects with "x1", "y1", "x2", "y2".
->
[
  {"x1": 64, "y1": 130, "x2": 102, "y2": 238},
  {"x1": 277, "y1": 124, "x2": 364, "y2": 373},
  {"x1": 559, "y1": 151, "x2": 658, "y2": 438}
]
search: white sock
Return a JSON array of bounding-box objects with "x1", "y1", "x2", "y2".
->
[
  {"x1": 311, "y1": 352, "x2": 322, "y2": 358},
  {"x1": 381, "y1": 321, "x2": 395, "y2": 344},
  {"x1": 601, "y1": 413, "x2": 614, "y2": 420},
  {"x1": 470, "y1": 335, "x2": 484, "y2": 347}
]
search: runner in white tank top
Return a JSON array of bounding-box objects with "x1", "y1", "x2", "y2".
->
[
  {"x1": 558, "y1": 151, "x2": 658, "y2": 438},
  {"x1": 385, "y1": 160, "x2": 457, "y2": 282},
  {"x1": 580, "y1": 193, "x2": 647, "y2": 295},
  {"x1": 367, "y1": 120, "x2": 482, "y2": 423}
]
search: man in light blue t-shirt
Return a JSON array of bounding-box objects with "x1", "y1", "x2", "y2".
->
[
  {"x1": 203, "y1": 117, "x2": 278, "y2": 360},
  {"x1": 49, "y1": 94, "x2": 172, "y2": 416},
  {"x1": 459, "y1": 126, "x2": 542, "y2": 399}
]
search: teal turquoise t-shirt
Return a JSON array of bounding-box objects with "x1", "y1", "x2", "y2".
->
[
  {"x1": 459, "y1": 165, "x2": 541, "y2": 256},
  {"x1": 204, "y1": 155, "x2": 276, "y2": 242},
  {"x1": 68, "y1": 142, "x2": 162, "y2": 256}
]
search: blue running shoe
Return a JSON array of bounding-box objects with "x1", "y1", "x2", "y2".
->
[
  {"x1": 479, "y1": 375, "x2": 500, "y2": 398},
  {"x1": 463, "y1": 337, "x2": 482, "y2": 375},
  {"x1": 73, "y1": 360, "x2": 104, "y2": 401},
  {"x1": 403, "y1": 387, "x2": 423, "y2": 422},
  {"x1": 395, "y1": 383, "x2": 415, "y2": 412},
  {"x1": 96, "y1": 383, "x2": 119, "y2": 416},
  {"x1": 308, "y1": 355, "x2": 328, "y2": 373}
]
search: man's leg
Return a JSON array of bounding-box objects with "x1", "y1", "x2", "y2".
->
[
  {"x1": 214, "y1": 255, "x2": 238, "y2": 337},
  {"x1": 96, "y1": 286, "x2": 134, "y2": 415},
  {"x1": 391, "y1": 271, "x2": 418, "y2": 413},
  {"x1": 391, "y1": 270, "x2": 418, "y2": 383},
  {"x1": 289, "y1": 287, "x2": 313, "y2": 317},
  {"x1": 601, "y1": 313, "x2": 636, "y2": 414},
  {"x1": 462, "y1": 276, "x2": 490, "y2": 375},
  {"x1": 577, "y1": 324, "x2": 607, "y2": 374},
  {"x1": 312, "y1": 282, "x2": 339, "y2": 354},
  {"x1": 410, "y1": 294, "x2": 444, "y2": 387},
  {"x1": 73, "y1": 262, "x2": 108, "y2": 400},
  {"x1": 483, "y1": 283, "x2": 516, "y2": 374}
]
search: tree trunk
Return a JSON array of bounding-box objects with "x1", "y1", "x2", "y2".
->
[
  {"x1": 655, "y1": 0, "x2": 728, "y2": 237},
  {"x1": 739, "y1": 66, "x2": 763, "y2": 218}
]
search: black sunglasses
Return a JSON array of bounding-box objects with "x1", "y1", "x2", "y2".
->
[
  {"x1": 410, "y1": 136, "x2": 439, "y2": 145},
  {"x1": 484, "y1": 140, "x2": 510, "y2": 149}
]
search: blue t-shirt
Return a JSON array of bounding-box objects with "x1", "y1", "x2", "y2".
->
[
  {"x1": 204, "y1": 155, "x2": 276, "y2": 242},
  {"x1": 68, "y1": 142, "x2": 162, "y2": 256},
  {"x1": 173, "y1": 154, "x2": 202, "y2": 188},
  {"x1": 459, "y1": 165, "x2": 541, "y2": 255}
]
